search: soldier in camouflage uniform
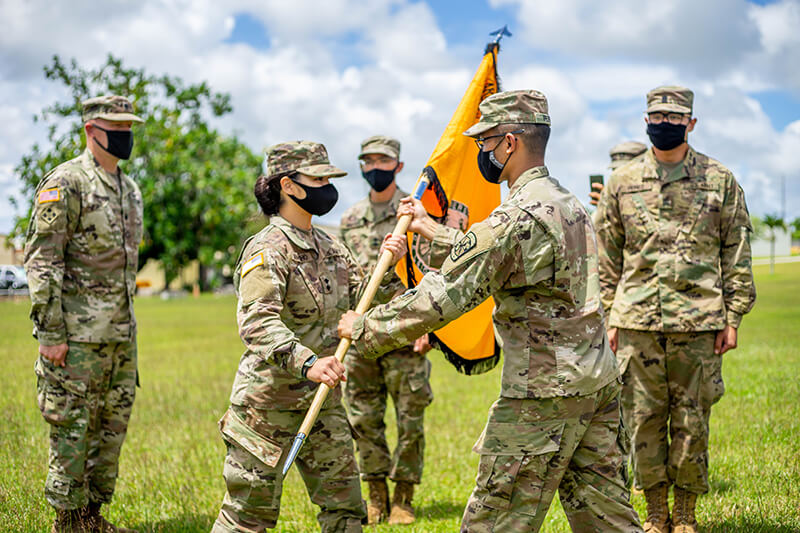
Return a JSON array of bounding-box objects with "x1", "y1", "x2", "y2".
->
[
  {"x1": 594, "y1": 86, "x2": 756, "y2": 533},
  {"x1": 339, "y1": 90, "x2": 643, "y2": 532},
  {"x1": 590, "y1": 141, "x2": 648, "y2": 207},
  {"x1": 24, "y1": 95, "x2": 143, "y2": 533},
  {"x1": 212, "y1": 141, "x2": 406, "y2": 533},
  {"x1": 339, "y1": 135, "x2": 433, "y2": 526}
]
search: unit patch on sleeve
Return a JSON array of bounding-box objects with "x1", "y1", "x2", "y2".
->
[
  {"x1": 449, "y1": 231, "x2": 478, "y2": 262},
  {"x1": 241, "y1": 253, "x2": 265, "y2": 278},
  {"x1": 38, "y1": 188, "x2": 60, "y2": 204}
]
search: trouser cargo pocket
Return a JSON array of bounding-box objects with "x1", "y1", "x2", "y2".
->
[{"x1": 34, "y1": 358, "x2": 87, "y2": 426}]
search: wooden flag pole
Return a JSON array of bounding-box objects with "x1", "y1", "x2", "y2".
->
[{"x1": 282, "y1": 174, "x2": 430, "y2": 475}]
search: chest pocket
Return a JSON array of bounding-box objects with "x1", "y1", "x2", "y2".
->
[
  {"x1": 78, "y1": 185, "x2": 122, "y2": 254},
  {"x1": 289, "y1": 253, "x2": 324, "y2": 324},
  {"x1": 677, "y1": 180, "x2": 722, "y2": 263},
  {"x1": 618, "y1": 183, "x2": 658, "y2": 243}
]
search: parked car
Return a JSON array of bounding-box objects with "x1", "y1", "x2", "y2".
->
[{"x1": 0, "y1": 265, "x2": 27, "y2": 290}]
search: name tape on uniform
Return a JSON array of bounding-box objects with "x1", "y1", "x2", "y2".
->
[{"x1": 38, "y1": 188, "x2": 60, "y2": 204}]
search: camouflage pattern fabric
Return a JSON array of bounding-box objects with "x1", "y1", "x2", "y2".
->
[
  {"x1": 617, "y1": 329, "x2": 722, "y2": 494},
  {"x1": 461, "y1": 381, "x2": 642, "y2": 532},
  {"x1": 595, "y1": 146, "x2": 756, "y2": 331},
  {"x1": 358, "y1": 135, "x2": 401, "y2": 160},
  {"x1": 463, "y1": 89, "x2": 551, "y2": 137},
  {"x1": 212, "y1": 404, "x2": 365, "y2": 533},
  {"x1": 228, "y1": 215, "x2": 393, "y2": 411},
  {"x1": 265, "y1": 141, "x2": 347, "y2": 179},
  {"x1": 24, "y1": 149, "x2": 143, "y2": 346},
  {"x1": 351, "y1": 166, "x2": 620, "y2": 400},
  {"x1": 34, "y1": 341, "x2": 137, "y2": 510},
  {"x1": 81, "y1": 95, "x2": 143, "y2": 123},
  {"x1": 608, "y1": 141, "x2": 647, "y2": 170},
  {"x1": 340, "y1": 188, "x2": 433, "y2": 484},
  {"x1": 646, "y1": 85, "x2": 693, "y2": 114}
]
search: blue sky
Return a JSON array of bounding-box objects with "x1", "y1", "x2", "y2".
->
[{"x1": 1, "y1": 0, "x2": 799, "y2": 235}]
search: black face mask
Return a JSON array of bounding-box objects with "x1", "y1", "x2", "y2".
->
[
  {"x1": 92, "y1": 125, "x2": 134, "y2": 160},
  {"x1": 288, "y1": 179, "x2": 339, "y2": 216},
  {"x1": 361, "y1": 165, "x2": 398, "y2": 192},
  {"x1": 647, "y1": 122, "x2": 687, "y2": 151},
  {"x1": 477, "y1": 147, "x2": 510, "y2": 184}
]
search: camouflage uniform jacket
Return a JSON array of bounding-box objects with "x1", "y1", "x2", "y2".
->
[
  {"x1": 595, "y1": 146, "x2": 755, "y2": 331},
  {"x1": 351, "y1": 166, "x2": 619, "y2": 399},
  {"x1": 24, "y1": 149, "x2": 143, "y2": 346},
  {"x1": 231, "y1": 215, "x2": 392, "y2": 410},
  {"x1": 339, "y1": 187, "x2": 407, "y2": 307}
]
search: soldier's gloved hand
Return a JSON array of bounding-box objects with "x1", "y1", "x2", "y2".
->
[
  {"x1": 398, "y1": 197, "x2": 437, "y2": 240},
  {"x1": 305, "y1": 356, "x2": 347, "y2": 388},
  {"x1": 380, "y1": 234, "x2": 407, "y2": 265},
  {"x1": 40, "y1": 343, "x2": 69, "y2": 367},
  {"x1": 338, "y1": 310, "x2": 361, "y2": 340},
  {"x1": 714, "y1": 325, "x2": 738, "y2": 355},
  {"x1": 589, "y1": 182, "x2": 604, "y2": 206}
]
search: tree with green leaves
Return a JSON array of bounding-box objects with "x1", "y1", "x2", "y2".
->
[
  {"x1": 10, "y1": 54, "x2": 261, "y2": 289},
  {"x1": 762, "y1": 213, "x2": 786, "y2": 274},
  {"x1": 790, "y1": 217, "x2": 800, "y2": 244}
]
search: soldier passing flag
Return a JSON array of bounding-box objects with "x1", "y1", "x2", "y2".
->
[{"x1": 394, "y1": 26, "x2": 510, "y2": 375}]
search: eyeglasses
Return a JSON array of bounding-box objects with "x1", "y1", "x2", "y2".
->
[
  {"x1": 473, "y1": 129, "x2": 524, "y2": 150},
  {"x1": 647, "y1": 112, "x2": 690, "y2": 125}
]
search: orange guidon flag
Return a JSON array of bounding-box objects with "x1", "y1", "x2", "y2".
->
[{"x1": 396, "y1": 35, "x2": 506, "y2": 375}]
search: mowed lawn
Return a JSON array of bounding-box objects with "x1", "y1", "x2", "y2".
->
[{"x1": 1, "y1": 263, "x2": 799, "y2": 532}]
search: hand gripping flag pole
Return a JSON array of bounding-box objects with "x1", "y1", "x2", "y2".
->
[{"x1": 282, "y1": 175, "x2": 431, "y2": 476}]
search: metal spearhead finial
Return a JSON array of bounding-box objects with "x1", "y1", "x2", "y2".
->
[
  {"x1": 282, "y1": 432, "x2": 307, "y2": 475},
  {"x1": 489, "y1": 25, "x2": 512, "y2": 45}
]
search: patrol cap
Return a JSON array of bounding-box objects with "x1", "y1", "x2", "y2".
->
[
  {"x1": 463, "y1": 89, "x2": 551, "y2": 138},
  {"x1": 646, "y1": 86, "x2": 693, "y2": 115},
  {"x1": 265, "y1": 141, "x2": 347, "y2": 179},
  {"x1": 358, "y1": 135, "x2": 400, "y2": 160},
  {"x1": 609, "y1": 140, "x2": 648, "y2": 169},
  {"x1": 81, "y1": 95, "x2": 143, "y2": 123}
]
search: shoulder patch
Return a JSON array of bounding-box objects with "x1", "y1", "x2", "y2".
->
[
  {"x1": 38, "y1": 188, "x2": 60, "y2": 204},
  {"x1": 450, "y1": 231, "x2": 477, "y2": 262},
  {"x1": 241, "y1": 253, "x2": 264, "y2": 278}
]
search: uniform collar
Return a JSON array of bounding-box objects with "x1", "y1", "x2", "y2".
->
[
  {"x1": 269, "y1": 215, "x2": 317, "y2": 251},
  {"x1": 81, "y1": 149, "x2": 121, "y2": 189},
  {"x1": 364, "y1": 186, "x2": 405, "y2": 223},
  {"x1": 509, "y1": 166, "x2": 550, "y2": 197},
  {"x1": 641, "y1": 145, "x2": 701, "y2": 184}
]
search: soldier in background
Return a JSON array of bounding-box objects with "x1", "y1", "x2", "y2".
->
[
  {"x1": 24, "y1": 95, "x2": 143, "y2": 533},
  {"x1": 594, "y1": 86, "x2": 756, "y2": 533},
  {"x1": 589, "y1": 141, "x2": 648, "y2": 207},
  {"x1": 339, "y1": 90, "x2": 642, "y2": 532},
  {"x1": 339, "y1": 136, "x2": 433, "y2": 525}
]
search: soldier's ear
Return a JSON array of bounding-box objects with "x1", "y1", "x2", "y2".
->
[{"x1": 395, "y1": 162, "x2": 404, "y2": 174}]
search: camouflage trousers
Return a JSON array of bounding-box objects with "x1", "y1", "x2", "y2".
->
[
  {"x1": 212, "y1": 403, "x2": 366, "y2": 533},
  {"x1": 34, "y1": 340, "x2": 137, "y2": 510},
  {"x1": 617, "y1": 329, "x2": 723, "y2": 494},
  {"x1": 343, "y1": 346, "x2": 433, "y2": 484},
  {"x1": 461, "y1": 380, "x2": 643, "y2": 533}
]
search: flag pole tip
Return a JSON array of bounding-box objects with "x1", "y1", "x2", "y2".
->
[
  {"x1": 489, "y1": 25, "x2": 512, "y2": 43},
  {"x1": 282, "y1": 432, "x2": 307, "y2": 476}
]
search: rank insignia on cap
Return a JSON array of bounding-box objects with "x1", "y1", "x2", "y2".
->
[
  {"x1": 241, "y1": 253, "x2": 264, "y2": 278},
  {"x1": 38, "y1": 188, "x2": 60, "y2": 203}
]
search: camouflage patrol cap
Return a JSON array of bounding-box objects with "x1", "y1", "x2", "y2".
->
[
  {"x1": 81, "y1": 95, "x2": 143, "y2": 123},
  {"x1": 358, "y1": 135, "x2": 400, "y2": 160},
  {"x1": 609, "y1": 140, "x2": 648, "y2": 169},
  {"x1": 646, "y1": 86, "x2": 693, "y2": 115},
  {"x1": 463, "y1": 89, "x2": 551, "y2": 137},
  {"x1": 265, "y1": 141, "x2": 347, "y2": 179}
]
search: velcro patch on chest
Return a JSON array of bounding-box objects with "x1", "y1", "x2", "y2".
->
[
  {"x1": 38, "y1": 188, "x2": 60, "y2": 204},
  {"x1": 241, "y1": 253, "x2": 264, "y2": 278}
]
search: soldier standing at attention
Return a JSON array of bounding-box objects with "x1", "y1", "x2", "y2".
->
[
  {"x1": 590, "y1": 141, "x2": 648, "y2": 207},
  {"x1": 339, "y1": 135, "x2": 433, "y2": 525},
  {"x1": 25, "y1": 95, "x2": 143, "y2": 533},
  {"x1": 212, "y1": 141, "x2": 406, "y2": 533},
  {"x1": 594, "y1": 86, "x2": 756, "y2": 533},
  {"x1": 339, "y1": 90, "x2": 643, "y2": 532}
]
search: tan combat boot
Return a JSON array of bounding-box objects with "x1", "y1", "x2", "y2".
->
[
  {"x1": 366, "y1": 479, "x2": 390, "y2": 525},
  {"x1": 52, "y1": 508, "x2": 91, "y2": 533},
  {"x1": 643, "y1": 483, "x2": 671, "y2": 533},
  {"x1": 671, "y1": 487, "x2": 698, "y2": 533},
  {"x1": 388, "y1": 481, "x2": 415, "y2": 525},
  {"x1": 84, "y1": 502, "x2": 138, "y2": 533}
]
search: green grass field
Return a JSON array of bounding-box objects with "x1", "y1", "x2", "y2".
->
[{"x1": 2, "y1": 263, "x2": 799, "y2": 532}]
